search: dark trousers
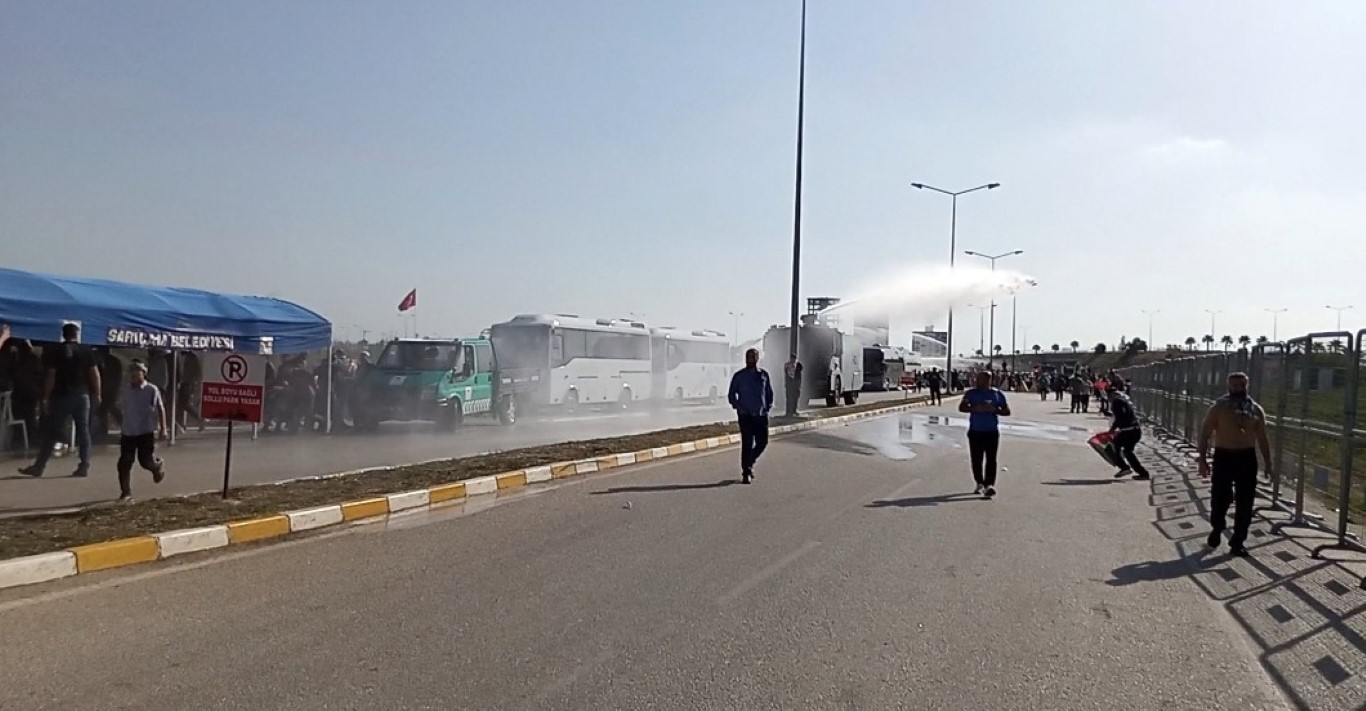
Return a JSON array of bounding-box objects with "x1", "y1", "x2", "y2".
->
[
  {"x1": 928, "y1": 386, "x2": 942, "y2": 406},
  {"x1": 1080, "y1": 394, "x2": 1090, "y2": 412},
  {"x1": 967, "y1": 430, "x2": 1000, "y2": 487},
  {"x1": 31, "y1": 393, "x2": 92, "y2": 472},
  {"x1": 1211, "y1": 448, "x2": 1259, "y2": 547},
  {"x1": 784, "y1": 381, "x2": 801, "y2": 415},
  {"x1": 1113, "y1": 429, "x2": 1149, "y2": 476},
  {"x1": 1069, "y1": 393, "x2": 1080, "y2": 413},
  {"x1": 117, "y1": 433, "x2": 163, "y2": 496},
  {"x1": 738, "y1": 414, "x2": 769, "y2": 472}
]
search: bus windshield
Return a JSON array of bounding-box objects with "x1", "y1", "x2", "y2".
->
[
  {"x1": 376, "y1": 341, "x2": 461, "y2": 371},
  {"x1": 490, "y1": 326, "x2": 550, "y2": 370}
]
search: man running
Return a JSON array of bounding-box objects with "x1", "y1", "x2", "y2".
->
[
  {"x1": 1197, "y1": 372, "x2": 1272, "y2": 557},
  {"x1": 1107, "y1": 383, "x2": 1150, "y2": 481},
  {"x1": 728, "y1": 348, "x2": 774, "y2": 485},
  {"x1": 959, "y1": 370, "x2": 1011, "y2": 498}
]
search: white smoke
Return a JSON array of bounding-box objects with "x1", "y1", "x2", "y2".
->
[{"x1": 820, "y1": 264, "x2": 1037, "y2": 324}]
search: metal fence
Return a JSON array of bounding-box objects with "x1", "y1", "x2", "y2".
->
[{"x1": 1119, "y1": 330, "x2": 1366, "y2": 587}]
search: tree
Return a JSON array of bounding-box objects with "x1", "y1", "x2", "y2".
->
[
  {"x1": 1051, "y1": 344, "x2": 1060, "y2": 354},
  {"x1": 1313, "y1": 342, "x2": 1327, "y2": 354},
  {"x1": 975, "y1": 349, "x2": 984, "y2": 357},
  {"x1": 1125, "y1": 338, "x2": 1148, "y2": 354},
  {"x1": 1094, "y1": 343, "x2": 1108, "y2": 354},
  {"x1": 1201, "y1": 334, "x2": 1215, "y2": 350},
  {"x1": 1330, "y1": 339, "x2": 1345, "y2": 354},
  {"x1": 993, "y1": 345, "x2": 1003, "y2": 356},
  {"x1": 1220, "y1": 335, "x2": 1234, "y2": 352},
  {"x1": 1069, "y1": 340, "x2": 1080, "y2": 352},
  {"x1": 1032, "y1": 345, "x2": 1042, "y2": 355},
  {"x1": 1256, "y1": 336, "x2": 1270, "y2": 345},
  {"x1": 1238, "y1": 335, "x2": 1252, "y2": 350},
  {"x1": 1185, "y1": 336, "x2": 1197, "y2": 351}
]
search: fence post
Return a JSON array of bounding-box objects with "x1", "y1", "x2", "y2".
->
[
  {"x1": 1272, "y1": 338, "x2": 1321, "y2": 535},
  {"x1": 1313, "y1": 330, "x2": 1363, "y2": 559}
]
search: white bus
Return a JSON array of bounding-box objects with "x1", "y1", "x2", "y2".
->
[
  {"x1": 489, "y1": 314, "x2": 654, "y2": 412},
  {"x1": 651, "y1": 328, "x2": 733, "y2": 403}
]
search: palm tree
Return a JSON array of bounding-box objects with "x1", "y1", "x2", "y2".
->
[
  {"x1": 1313, "y1": 342, "x2": 1327, "y2": 354},
  {"x1": 975, "y1": 349, "x2": 984, "y2": 357},
  {"x1": 993, "y1": 345, "x2": 1003, "y2": 356},
  {"x1": 1051, "y1": 343, "x2": 1060, "y2": 354},
  {"x1": 1185, "y1": 336, "x2": 1197, "y2": 351},
  {"x1": 1220, "y1": 335, "x2": 1234, "y2": 352},
  {"x1": 1238, "y1": 335, "x2": 1252, "y2": 350},
  {"x1": 1256, "y1": 335, "x2": 1270, "y2": 345},
  {"x1": 1069, "y1": 340, "x2": 1080, "y2": 352},
  {"x1": 1201, "y1": 334, "x2": 1215, "y2": 350},
  {"x1": 1032, "y1": 345, "x2": 1042, "y2": 356},
  {"x1": 1329, "y1": 339, "x2": 1345, "y2": 354}
]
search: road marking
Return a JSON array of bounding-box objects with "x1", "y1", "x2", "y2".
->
[{"x1": 718, "y1": 541, "x2": 821, "y2": 605}]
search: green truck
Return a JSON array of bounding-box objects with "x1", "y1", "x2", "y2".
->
[{"x1": 353, "y1": 337, "x2": 510, "y2": 430}]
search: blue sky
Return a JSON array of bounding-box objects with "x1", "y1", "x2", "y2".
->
[{"x1": 3, "y1": 1, "x2": 1364, "y2": 352}]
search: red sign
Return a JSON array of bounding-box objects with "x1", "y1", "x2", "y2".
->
[{"x1": 201, "y1": 354, "x2": 265, "y2": 423}]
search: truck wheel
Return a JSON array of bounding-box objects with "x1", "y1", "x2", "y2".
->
[
  {"x1": 826, "y1": 376, "x2": 840, "y2": 408},
  {"x1": 441, "y1": 400, "x2": 464, "y2": 431},
  {"x1": 497, "y1": 396, "x2": 517, "y2": 426}
]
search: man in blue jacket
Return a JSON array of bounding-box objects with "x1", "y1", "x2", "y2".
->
[{"x1": 729, "y1": 348, "x2": 774, "y2": 484}]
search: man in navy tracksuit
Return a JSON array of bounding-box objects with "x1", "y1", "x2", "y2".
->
[{"x1": 728, "y1": 348, "x2": 774, "y2": 485}]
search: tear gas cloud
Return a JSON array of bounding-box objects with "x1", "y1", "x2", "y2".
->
[{"x1": 820, "y1": 264, "x2": 1038, "y2": 325}]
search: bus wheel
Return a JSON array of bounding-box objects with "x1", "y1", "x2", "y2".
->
[
  {"x1": 441, "y1": 400, "x2": 464, "y2": 431},
  {"x1": 497, "y1": 396, "x2": 517, "y2": 426}
]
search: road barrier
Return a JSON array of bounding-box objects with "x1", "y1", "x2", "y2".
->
[{"x1": 1120, "y1": 330, "x2": 1366, "y2": 587}]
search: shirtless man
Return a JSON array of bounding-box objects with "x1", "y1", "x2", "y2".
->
[{"x1": 1197, "y1": 372, "x2": 1273, "y2": 557}]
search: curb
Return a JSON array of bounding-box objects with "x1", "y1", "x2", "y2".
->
[{"x1": 0, "y1": 398, "x2": 931, "y2": 591}]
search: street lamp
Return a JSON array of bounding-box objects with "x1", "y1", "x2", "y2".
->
[
  {"x1": 966, "y1": 303, "x2": 989, "y2": 356},
  {"x1": 1327, "y1": 305, "x2": 1354, "y2": 331},
  {"x1": 1204, "y1": 309, "x2": 1222, "y2": 342},
  {"x1": 1141, "y1": 310, "x2": 1159, "y2": 348},
  {"x1": 910, "y1": 181, "x2": 1000, "y2": 377},
  {"x1": 964, "y1": 249, "x2": 1023, "y2": 367},
  {"x1": 728, "y1": 311, "x2": 744, "y2": 348},
  {"x1": 786, "y1": 0, "x2": 808, "y2": 363},
  {"x1": 1264, "y1": 308, "x2": 1286, "y2": 343}
]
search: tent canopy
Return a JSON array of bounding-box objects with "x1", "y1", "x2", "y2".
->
[{"x1": 0, "y1": 268, "x2": 331, "y2": 355}]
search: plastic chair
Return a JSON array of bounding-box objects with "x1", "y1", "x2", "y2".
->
[{"x1": 1, "y1": 391, "x2": 28, "y2": 455}]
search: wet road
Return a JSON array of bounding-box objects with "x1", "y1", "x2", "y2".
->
[
  {"x1": 0, "y1": 391, "x2": 914, "y2": 515},
  {"x1": 0, "y1": 398, "x2": 1290, "y2": 710}
]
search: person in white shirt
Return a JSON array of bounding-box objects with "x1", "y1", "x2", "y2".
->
[{"x1": 117, "y1": 360, "x2": 167, "y2": 502}]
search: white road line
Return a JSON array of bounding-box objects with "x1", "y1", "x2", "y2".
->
[{"x1": 718, "y1": 540, "x2": 821, "y2": 604}]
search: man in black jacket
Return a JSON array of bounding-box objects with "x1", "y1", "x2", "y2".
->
[{"x1": 1108, "y1": 384, "x2": 1150, "y2": 481}]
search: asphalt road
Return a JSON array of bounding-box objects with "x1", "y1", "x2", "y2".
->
[
  {"x1": 0, "y1": 398, "x2": 1292, "y2": 710},
  {"x1": 0, "y1": 391, "x2": 914, "y2": 514}
]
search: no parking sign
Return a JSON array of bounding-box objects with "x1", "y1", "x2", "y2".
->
[{"x1": 200, "y1": 353, "x2": 266, "y2": 423}]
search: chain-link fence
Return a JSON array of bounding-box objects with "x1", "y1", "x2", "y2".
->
[{"x1": 1119, "y1": 331, "x2": 1366, "y2": 587}]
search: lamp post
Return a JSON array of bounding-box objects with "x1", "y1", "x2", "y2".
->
[
  {"x1": 963, "y1": 249, "x2": 1023, "y2": 366},
  {"x1": 1204, "y1": 309, "x2": 1221, "y2": 342},
  {"x1": 966, "y1": 303, "x2": 988, "y2": 356},
  {"x1": 910, "y1": 181, "x2": 1000, "y2": 378},
  {"x1": 1264, "y1": 308, "x2": 1286, "y2": 343},
  {"x1": 786, "y1": 0, "x2": 808, "y2": 363},
  {"x1": 728, "y1": 311, "x2": 744, "y2": 348},
  {"x1": 1141, "y1": 310, "x2": 1159, "y2": 348},
  {"x1": 1327, "y1": 305, "x2": 1354, "y2": 331}
]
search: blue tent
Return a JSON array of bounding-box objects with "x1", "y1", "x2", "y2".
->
[{"x1": 0, "y1": 268, "x2": 331, "y2": 355}]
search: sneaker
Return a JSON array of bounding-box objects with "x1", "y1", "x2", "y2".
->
[
  {"x1": 18, "y1": 465, "x2": 43, "y2": 478},
  {"x1": 1131, "y1": 473, "x2": 1151, "y2": 481},
  {"x1": 1229, "y1": 545, "x2": 1249, "y2": 558},
  {"x1": 974, "y1": 484, "x2": 984, "y2": 495},
  {"x1": 984, "y1": 486, "x2": 996, "y2": 499},
  {"x1": 152, "y1": 465, "x2": 166, "y2": 484},
  {"x1": 117, "y1": 493, "x2": 134, "y2": 504},
  {"x1": 741, "y1": 469, "x2": 753, "y2": 485},
  {"x1": 1114, "y1": 468, "x2": 1132, "y2": 478},
  {"x1": 1207, "y1": 530, "x2": 1222, "y2": 549},
  {"x1": 70, "y1": 466, "x2": 89, "y2": 478}
]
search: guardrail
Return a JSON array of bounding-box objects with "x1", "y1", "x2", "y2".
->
[{"x1": 1118, "y1": 330, "x2": 1366, "y2": 587}]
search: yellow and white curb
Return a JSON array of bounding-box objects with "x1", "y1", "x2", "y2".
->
[{"x1": 0, "y1": 398, "x2": 930, "y2": 591}]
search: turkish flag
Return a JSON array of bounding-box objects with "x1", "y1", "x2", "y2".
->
[{"x1": 398, "y1": 289, "x2": 417, "y2": 312}]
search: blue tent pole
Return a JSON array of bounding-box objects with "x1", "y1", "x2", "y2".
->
[{"x1": 169, "y1": 351, "x2": 178, "y2": 447}]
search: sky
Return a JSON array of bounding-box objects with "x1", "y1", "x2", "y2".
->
[{"x1": 3, "y1": 0, "x2": 1364, "y2": 355}]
